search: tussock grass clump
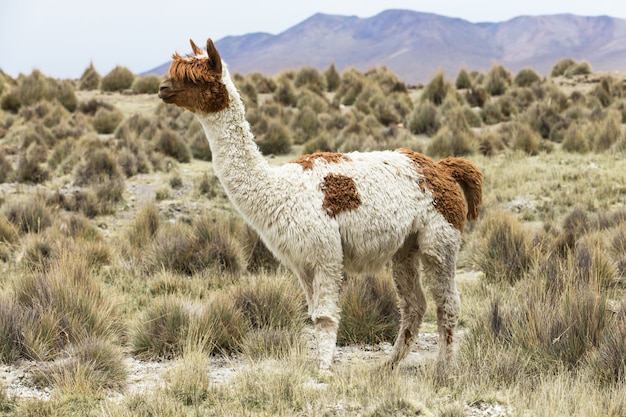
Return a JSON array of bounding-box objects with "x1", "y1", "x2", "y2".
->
[
  {"x1": 561, "y1": 122, "x2": 589, "y2": 153},
  {"x1": 455, "y1": 68, "x2": 472, "y2": 89},
  {"x1": 192, "y1": 292, "x2": 250, "y2": 355},
  {"x1": 100, "y1": 65, "x2": 135, "y2": 92},
  {"x1": 2, "y1": 243, "x2": 121, "y2": 362},
  {"x1": 92, "y1": 106, "x2": 123, "y2": 134},
  {"x1": 131, "y1": 74, "x2": 162, "y2": 94},
  {"x1": 256, "y1": 120, "x2": 292, "y2": 155},
  {"x1": 589, "y1": 110, "x2": 622, "y2": 152},
  {"x1": 163, "y1": 350, "x2": 211, "y2": 406},
  {"x1": 232, "y1": 274, "x2": 307, "y2": 332},
  {"x1": 484, "y1": 64, "x2": 512, "y2": 96},
  {"x1": 32, "y1": 336, "x2": 128, "y2": 393},
  {"x1": 427, "y1": 125, "x2": 476, "y2": 157},
  {"x1": 338, "y1": 273, "x2": 399, "y2": 345},
  {"x1": 421, "y1": 71, "x2": 452, "y2": 106},
  {"x1": 14, "y1": 143, "x2": 50, "y2": 183},
  {"x1": 131, "y1": 295, "x2": 190, "y2": 359},
  {"x1": 156, "y1": 128, "x2": 191, "y2": 162},
  {"x1": 406, "y1": 101, "x2": 440, "y2": 135},
  {"x1": 144, "y1": 213, "x2": 247, "y2": 275},
  {"x1": 514, "y1": 68, "x2": 541, "y2": 87},
  {"x1": 551, "y1": 58, "x2": 577, "y2": 77},
  {"x1": 294, "y1": 66, "x2": 326, "y2": 94},
  {"x1": 3, "y1": 193, "x2": 53, "y2": 234},
  {"x1": 335, "y1": 68, "x2": 365, "y2": 106},
  {"x1": 324, "y1": 63, "x2": 341, "y2": 92},
  {"x1": 78, "y1": 62, "x2": 100, "y2": 90},
  {"x1": 472, "y1": 211, "x2": 535, "y2": 284}
]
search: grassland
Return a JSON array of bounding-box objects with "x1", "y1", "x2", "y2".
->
[{"x1": 0, "y1": 60, "x2": 624, "y2": 416}]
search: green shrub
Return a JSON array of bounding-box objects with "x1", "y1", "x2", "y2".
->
[
  {"x1": 257, "y1": 121, "x2": 292, "y2": 155},
  {"x1": 18, "y1": 70, "x2": 56, "y2": 107},
  {"x1": 551, "y1": 58, "x2": 577, "y2": 77},
  {"x1": 131, "y1": 74, "x2": 162, "y2": 94},
  {"x1": 79, "y1": 63, "x2": 101, "y2": 90},
  {"x1": 273, "y1": 76, "x2": 297, "y2": 107},
  {"x1": 56, "y1": 79, "x2": 78, "y2": 112},
  {"x1": 92, "y1": 107, "x2": 123, "y2": 134},
  {"x1": 480, "y1": 101, "x2": 502, "y2": 125},
  {"x1": 455, "y1": 68, "x2": 472, "y2": 89},
  {"x1": 563, "y1": 61, "x2": 592, "y2": 77},
  {"x1": 0, "y1": 88, "x2": 21, "y2": 112},
  {"x1": 324, "y1": 63, "x2": 341, "y2": 92},
  {"x1": 484, "y1": 64, "x2": 512, "y2": 96},
  {"x1": 406, "y1": 101, "x2": 440, "y2": 135},
  {"x1": 506, "y1": 121, "x2": 542, "y2": 155},
  {"x1": 294, "y1": 66, "x2": 326, "y2": 94},
  {"x1": 514, "y1": 68, "x2": 541, "y2": 87},
  {"x1": 427, "y1": 126, "x2": 476, "y2": 157},
  {"x1": 335, "y1": 68, "x2": 365, "y2": 106},
  {"x1": 421, "y1": 71, "x2": 451, "y2": 105},
  {"x1": 100, "y1": 66, "x2": 135, "y2": 92}
]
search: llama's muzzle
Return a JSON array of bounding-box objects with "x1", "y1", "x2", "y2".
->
[{"x1": 158, "y1": 81, "x2": 172, "y2": 101}]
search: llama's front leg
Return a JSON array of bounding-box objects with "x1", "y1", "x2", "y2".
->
[{"x1": 311, "y1": 266, "x2": 342, "y2": 371}]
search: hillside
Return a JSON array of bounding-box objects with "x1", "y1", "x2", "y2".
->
[{"x1": 146, "y1": 9, "x2": 626, "y2": 84}]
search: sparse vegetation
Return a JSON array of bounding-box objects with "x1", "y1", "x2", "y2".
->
[{"x1": 0, "y1": 56, "x2": 625, "y2": 416}]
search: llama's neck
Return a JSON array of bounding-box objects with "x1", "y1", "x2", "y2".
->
[{"x1": 195, "y1": 69, "x2": 273, "y2": 223}]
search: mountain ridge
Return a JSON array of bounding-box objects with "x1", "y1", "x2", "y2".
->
[{"x1": 146, "y1": 10, "x2": 626, "y2": 84}]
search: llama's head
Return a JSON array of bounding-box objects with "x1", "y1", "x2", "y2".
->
[{"x1": 158, "y1": 38, "x2": 230, "y2": 114}]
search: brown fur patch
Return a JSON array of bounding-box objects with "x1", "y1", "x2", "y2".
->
[
  {"x1": 291, "y1": 152, "x2": 352, "y2": 170},
  {"x1": 396, "y1": 148, "x2": 482, "y2": 231},
  {"x1": 321, "y1": 174, "x2": 361, "y2": 218}
]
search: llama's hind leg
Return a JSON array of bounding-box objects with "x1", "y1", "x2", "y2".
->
[
  {"x1": 421, "y1": 235, "x2": 461, "y2": 365},
  {"x1": 387, "y1": 236, "x2": 427, "y2": 368}
]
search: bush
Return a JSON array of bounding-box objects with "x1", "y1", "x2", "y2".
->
[
  {"x1": 18, "y1": 70, "x2": 56, "y2": 107},
  {"x1": 256, "y1": 121, "x2": 292, "y2": 155},
  {"x1": 551, "y1": 58, "x2": 577, "y2": 77},
  {"x1": 455, "y1": 68, "x2": 472, "y2": 89},
  {"x1": 421, "y1": 71, "x2": 451, "y2": 105},
  {"x1": 335, "y1": 68, "x2": 365, "y2": 106},
  {"x1": 484, "y1": 64, "x2": 512, "y2": 96},
  {"x1": 294, "y1": 66, "x2": 326, "y2": 94},
  {"x1": 131, "y1": 74, "x2": 162, "y2": 94},
  {"x1": 473, "y1": 211, "x2": 535, "y2": 284},
  {"x1": 514, "y1": 68, "x2": 541, "y2": 87},
  {"x1": 156, "y1": 128, "x2": 191, "y2": 162},
  {"x1": 427, "y1": 125, "x2": 476, "y2": 157},
  {"x1": 324, "y1": 63, "x2": 341, "y2": 92},
  {"x1": 406, "y1": 101, "x2": 440, "y2": 135},
  {"x1": 92, "y1": 107, "x2": 123, "y2": 134},
  {"x1": 561, "y1": 122, "x2": 589, "y2": 153},
  {"x1": 55, "y1": 80, "x2": 78, "y2": 112},
  {"x1": 0, "y1": 151, "x2": 13, "y2": 183},
  {"x1": 79, "y1": 63, "x2": 101, "y2": 90},
  {"x1": 100, "y1": 66, "x2": 135, "y2": 92}
]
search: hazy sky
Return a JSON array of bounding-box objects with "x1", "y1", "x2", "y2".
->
[{"x1": 2, "y1": 0, "x2": 626, "y2": 79}]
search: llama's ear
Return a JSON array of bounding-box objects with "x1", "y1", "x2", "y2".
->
[
  {"x1": 189, "y1": 39, "x2": 204, "y2": 56},
  {"x1": 205, "y1": 38, "x2": 223, "y2": 76}
]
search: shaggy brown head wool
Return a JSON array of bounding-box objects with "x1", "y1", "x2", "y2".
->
[
  {"x1": 291, "y1": 152, "x2": 352, "y2": 170},
  {"x1": 321, "y1": 173, "x2": 361, "y2": 218},
  {"x1": 396, "y1": 148, "x2": 476, "y2": 231},
  {"x1": 158, "y1": 39, "x2": 230, "y2": 114}
]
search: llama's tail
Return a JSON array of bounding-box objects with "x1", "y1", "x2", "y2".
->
[{"x1": 438, "y1": 158, "x2": 483, "y2": 221}]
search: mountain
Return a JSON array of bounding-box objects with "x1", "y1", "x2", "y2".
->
[{"x1": 145, "y1": 10, "x2": 626, "y2": 84}]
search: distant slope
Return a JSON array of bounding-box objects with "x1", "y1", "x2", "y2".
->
[{"x1": 145, "y1": 10, "x2": 626, "y2": 84}]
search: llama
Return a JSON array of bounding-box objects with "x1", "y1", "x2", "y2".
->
[{"x1": 158, "y1": 38, "x2": 483, "y2": 370}]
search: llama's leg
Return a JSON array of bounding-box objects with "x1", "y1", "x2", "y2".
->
[
  {"x1": 387, "y1": 236, "x2": 427, "y2": 368},
  {"x1": 311, "y1": 264, "x2": 343, "y2": 371},
  {"x1": 421, "y1": 230, "x2": 461, "y2": 365}
]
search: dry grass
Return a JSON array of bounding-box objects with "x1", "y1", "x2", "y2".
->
[{"x1": 1, "y1": 60, "x2": 626, "y2": 416}]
